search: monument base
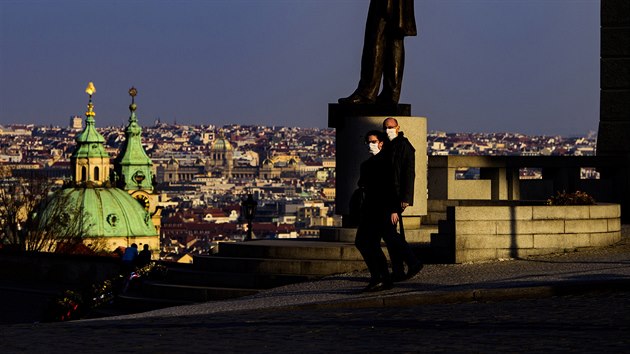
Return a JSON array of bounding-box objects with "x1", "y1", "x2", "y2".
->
[{"x1": 328, "y1": 103, "x2": 427, "y2": 227}]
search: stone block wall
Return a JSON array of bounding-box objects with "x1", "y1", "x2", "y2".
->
[
  {"x1": 0, "y1": 251, "x2": 121, "y2": 285},
  {"x1": 431, "y1": 204, "x2": 621, "y2": 263}
]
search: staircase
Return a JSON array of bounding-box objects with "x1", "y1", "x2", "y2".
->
[
  {"x1": 115, "y1": 239, "x2": 366, "y2": 312},
  {"x1": 114, "y1": 223, "x2": 440, "y2": 314}
]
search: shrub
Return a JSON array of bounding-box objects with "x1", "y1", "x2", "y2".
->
[{"x1": 546, "y1": 191, "x2": 595, "y2": 206}]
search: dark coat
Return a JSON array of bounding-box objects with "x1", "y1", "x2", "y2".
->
[
  {"x1": 382, "y1": 132, "x2": 415, "y2": 206},
  {"x1": 357, "y1": 151, "x2": 398, "y2": 218},
  {"x1": 392, "y1": 0, "x2": 417, "y2": 36},
  {"x1": 371, "y1": 0, "x2": 417, "y2": 37}
]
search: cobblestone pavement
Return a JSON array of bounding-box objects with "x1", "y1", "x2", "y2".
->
[
  {"x1": 1, "y1": 291, "x2": 628, "y2": 353},
  {"x1": 1, "y1": 227, "x2": 628, "y2": 353}
]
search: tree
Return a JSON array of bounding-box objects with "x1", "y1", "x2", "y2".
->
[{"x1": 0, "y1": 167, "x2": 92, "y2": 252}]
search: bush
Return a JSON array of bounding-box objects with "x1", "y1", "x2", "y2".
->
[
  {"x1": 44, "y1": 262, "x2": 167, "y2": 322},
  {"x1": 546, "y1": 191, "x2": 595, "y2": 206}
]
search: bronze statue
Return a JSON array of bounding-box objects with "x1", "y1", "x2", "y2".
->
[{"x1": 339, "y1": 0, "x2": 417, "y2": 105}]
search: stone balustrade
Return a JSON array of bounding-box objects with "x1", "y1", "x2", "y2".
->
[{"x1": 431, "y1": 203, "x2": 621, "y2": 263}]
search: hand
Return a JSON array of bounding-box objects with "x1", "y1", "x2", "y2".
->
[
  {"x1": 401, "y1": 202, "x2": 409, "y2": 211},
  {"x1": 391, "y1": 212, "x2": 399, "y2": 225}
]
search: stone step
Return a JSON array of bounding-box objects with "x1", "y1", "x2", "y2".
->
[
  {"x1": 319, "y1": 225, "x2": 438, "y2": 243},
  {"x1": 423, "y1": 212, "x2": 447, "y2": 226},
  {"x1": 141, "y1": 281, "x2": 259, "y2": 302},
  {"x1": 164, "y1": 267, "x2": 317, "y2": 289},
  {"x1": 193, "y1": 255, "x2": 367, "y2": 276},
  {"x1": 319, "y1": 227, "x2": 358, "y2": 242},
  {"x1": 216, "y1": 240, "x2": 364, "y2": 261}
]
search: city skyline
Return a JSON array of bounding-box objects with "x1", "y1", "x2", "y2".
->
[{"x1": 1, "y1": 0, "x2": 600, "y2": 135}]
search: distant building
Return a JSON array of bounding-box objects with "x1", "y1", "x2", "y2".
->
[{"x1": 69, "y1": 116, "x2": 83, "y2": 130}]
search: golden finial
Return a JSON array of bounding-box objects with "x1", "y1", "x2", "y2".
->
[
  {"x1": 85, "y1": 82, "x2": 96, "y2": 118},
  {"x1": 129, "y1": 86, "x2": 137, "y2": 112},
  {"x1": 85, "y1": 82, "x2": 96, "y2": 96}
]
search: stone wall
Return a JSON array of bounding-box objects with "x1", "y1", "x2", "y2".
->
[
  {"x1": 431, "y1": 204, "x2": 621, "y2": 263},
  {"x1": 0, "y1": 251, "x2": 121, "y2": 286}
]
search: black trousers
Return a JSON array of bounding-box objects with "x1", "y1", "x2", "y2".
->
[
  {"x1": 356, "y1": 207, "x2": 419, "y2": 280},
  {"x1": 382, "y1": 217, "x2": 418, "y2": 276},
  {"x1": 355, "y1": 213, "x2": 390, "y2": 282}
]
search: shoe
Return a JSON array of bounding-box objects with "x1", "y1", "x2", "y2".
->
[
  {"x1": 405, "y1": 262, "x2": 424, "y2": 280},
  {"x1": 364, "y1": 281, "x2": 393, "y2": 292},
  {"x1": 361, "y1": 279, "x2": 379, "y2": 293},
  {"x1": 338, "y1": 93, "x2": 375, "y2": 104}
]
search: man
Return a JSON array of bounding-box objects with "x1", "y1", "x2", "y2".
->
[
  {"x1": 136, "y1": 244, "x2": 152, "y2": 267},
  {"x1": 354, "y1": 130, "x2": 394, "y2": 292},
  {"x1": 339, "y1": 0, "x2": 417, "y2": 104},
  {"x1": 381, "y1": 117, "x2": 423, "y2": 280},
  {"x1": 121, "y1": 243, "x2": 138, "y2": 274}
]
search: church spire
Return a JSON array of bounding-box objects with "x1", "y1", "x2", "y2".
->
[
  {"x1": 115, "y1": 87, "x2": 154, "y2": 192},
  {"x1": 71, "y1": 82, "x2": 110, "y2": 186}
]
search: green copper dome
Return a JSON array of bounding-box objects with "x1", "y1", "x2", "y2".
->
[
  {"x1": 211, "y1": 136, "x2": 233, "y2": 152},
  {"x1": 40, "y1": 187, "x2": 157, "y2": 238}
]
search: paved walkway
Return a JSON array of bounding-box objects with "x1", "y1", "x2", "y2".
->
[{"x1": 1, "y1": 226, "x2": 629, "y2": 353}]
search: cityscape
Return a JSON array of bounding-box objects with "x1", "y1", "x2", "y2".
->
[{"x1": 0, "y1": 119, "x2": 599, "y2": 262}]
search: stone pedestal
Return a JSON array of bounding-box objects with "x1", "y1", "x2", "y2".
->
[{"x1": 329, "y1": 103, "x2": 427, "y2": 228}]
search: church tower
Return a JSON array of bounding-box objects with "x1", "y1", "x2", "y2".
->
[
  {"x1": 114, "y1": 87, "x2": 162, "y2": 234},
  {"x1": 71, "y1": 82, "x2": 110, "y2": 186}
]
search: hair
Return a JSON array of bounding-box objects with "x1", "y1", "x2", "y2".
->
[
  {"x1": 365, "y1": 130, "x2": 386, "y2": 143},
  {"x1": 383, "y1": 117, "x2": 398, "y2": 128}
]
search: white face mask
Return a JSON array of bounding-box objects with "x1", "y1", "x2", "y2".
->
[
  {"x1": 386, "y1": 128, "x2": 397, "y2": 141},
  {"x1": 368, "y1": 142, "x2": 380, "y2": 155}
]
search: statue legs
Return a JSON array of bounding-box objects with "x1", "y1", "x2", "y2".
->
[
  {"x1": 378, "y1": 35, "x2": 405, "y2": 104},
  {"x1": 339, "y1": 5, "x2": 406, "y2": 105}
]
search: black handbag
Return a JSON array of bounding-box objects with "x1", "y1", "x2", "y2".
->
[{"x1": 348, "y1": 188, "x2": 365, "y2": 227}]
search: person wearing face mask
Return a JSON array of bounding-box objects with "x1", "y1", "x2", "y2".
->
[
  {"x1": 380, "y1": 117, "x2": 423, "y2": 281},
  {"x1": 354, "y1": 130, "x2": 394, "y2": 292}
]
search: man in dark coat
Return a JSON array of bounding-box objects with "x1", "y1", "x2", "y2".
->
[
  {"x1": 354, "y1": 130, "x2": 395, "y2": 292},
  {"x1": 381, "y1": 117, "x2": 422, "y2": 280},
  {"x1": 339, "y1": 0, "x2": 417, "y2": 104}
]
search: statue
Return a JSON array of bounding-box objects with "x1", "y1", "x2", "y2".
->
[{"x1": 339, "y1": 0, "x2": 417, "y2": 105}]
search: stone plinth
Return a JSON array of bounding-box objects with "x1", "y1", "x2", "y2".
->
[{"x1": 329, "y1": 104, "x2": 427, "y2": 226}]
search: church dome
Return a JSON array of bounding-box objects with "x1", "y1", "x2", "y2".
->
[
  {"x1": 39, "y1": 187, "x2": 157, "y2": 238},
  {"x1": 211, "y1": 137, "x2": 233, "y2": 152}
]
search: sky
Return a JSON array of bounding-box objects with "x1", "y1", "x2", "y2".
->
[{"x1": 0, "y1": 0, "x2": 600, "y2": 135}]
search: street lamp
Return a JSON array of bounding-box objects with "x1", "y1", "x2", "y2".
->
[{"x1": 241, "y1": 194, "x2": 257, "y2": 241}]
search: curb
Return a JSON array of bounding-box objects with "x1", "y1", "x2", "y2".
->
[{"x1": 274, "y1": 278, "x2": 630, "y2": 312}]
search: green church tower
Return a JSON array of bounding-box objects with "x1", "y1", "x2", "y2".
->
[
  {"x1": 114, "y1": 87, "x2": 162, "y2": 235},
  {"x1": 115, "y1": 87, "x2": 154, "y2": 193},
  {"x1": 71, "y1": 82, "x2": 111, "y2": 186}
]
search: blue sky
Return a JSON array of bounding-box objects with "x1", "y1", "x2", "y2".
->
[{"x1": 0, "y1": 0, "x2": 600, "y2": 135}]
